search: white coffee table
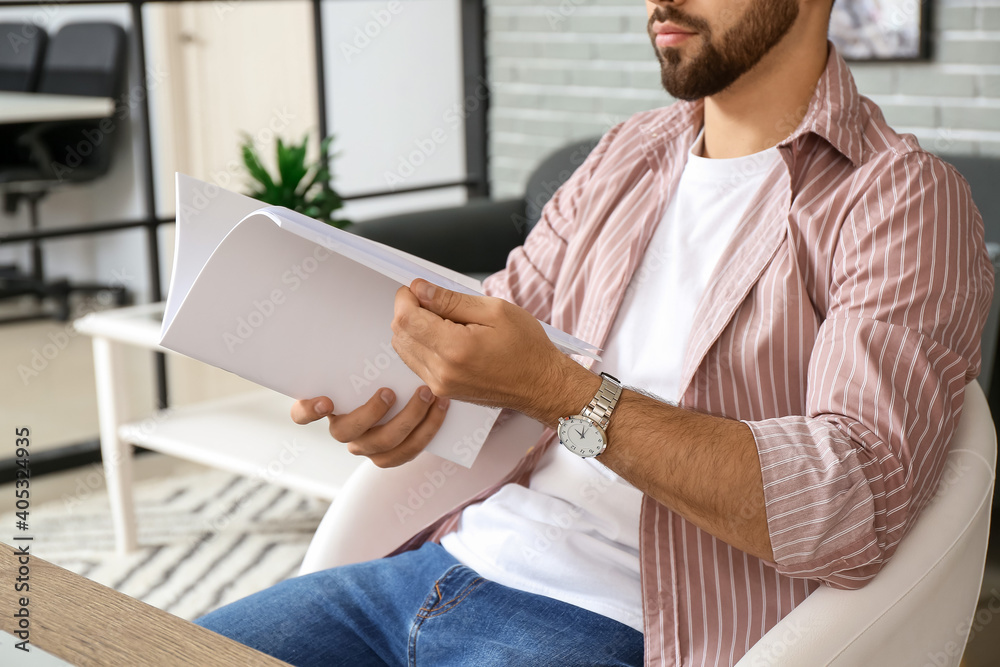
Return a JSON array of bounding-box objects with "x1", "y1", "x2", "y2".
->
[{"x1": 74, "y1": 302, "x2": 363, "y2": 554}]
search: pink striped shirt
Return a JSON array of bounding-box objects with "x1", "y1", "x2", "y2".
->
[{"x1": 396, "y1": 45, "x2": 994, "y2": 665}]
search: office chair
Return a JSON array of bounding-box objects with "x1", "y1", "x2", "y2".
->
[
  {"x1": 0, "y1": 22, "x2": 130, "y2": 321},
  {"x1": 0, "y1": 22, "x2": 47, "y2": 91},
  {"x1": 0, "y1": 22, "x2": 48, "y2": 167},
  {"x1": 0, "y1": 22, "x2": 48, "y2": 305}
]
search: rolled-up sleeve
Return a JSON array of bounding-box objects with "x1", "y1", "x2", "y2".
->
[{"x1": 747, "y1": 153, "x2": 994, "y2": 588}]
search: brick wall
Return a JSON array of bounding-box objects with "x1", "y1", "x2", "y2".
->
[{"x1": 485, "y1": 0, "x2": 1000, "y2": 197}]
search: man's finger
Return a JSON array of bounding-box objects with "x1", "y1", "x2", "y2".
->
[
  {"x1": 393, "y1": 287, "x2": 465, "y2": 354},
  {"x1": 409, "y1": 279, "x2": 486, "y2": 325},
  {"x1": 368, "y1": 396, "x2": 451, "y2": 468},
  {"x1": 348, "y1": 386, "x2": 437, "y2": 456},
  {"x1": 326, "y1": 388, "x2": 396, "y2": 443},
  {"x1": 329, "y1": 389, "x2": 396, "y2": 442},
  {"x1": 290, "y1": 396, "x2": 334, "y2": 425}
]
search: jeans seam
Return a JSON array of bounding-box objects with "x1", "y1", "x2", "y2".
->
[{"x1": 408, "y1": 565, "x2": 484, "y2": 666}]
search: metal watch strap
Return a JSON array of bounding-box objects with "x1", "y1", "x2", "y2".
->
[{"x1": 580, "y1": 372, "x2": 622, "y2": 430}]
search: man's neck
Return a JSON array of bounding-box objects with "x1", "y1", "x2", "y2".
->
[{"x1": 701, "y1": 28, "x2": 830, "y2": 159}]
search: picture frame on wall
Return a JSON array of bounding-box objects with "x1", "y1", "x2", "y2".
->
[{"x1": 829, "y1": 0, "x2": 931, "y2": 61}]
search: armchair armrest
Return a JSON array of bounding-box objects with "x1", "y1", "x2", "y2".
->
[
  {"x1": 299, "y1": 412, "x2": 544, "y2": 573},
  {"x1": 351, "y1": 197, "x2": 527, "y2": 275}
]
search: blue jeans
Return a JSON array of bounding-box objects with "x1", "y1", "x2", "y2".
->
[{"x1": 194, "y1": 542, "x2": 643, "y2": 666}]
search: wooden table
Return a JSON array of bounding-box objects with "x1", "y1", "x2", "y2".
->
[
  {"x1": 0, "y1": 91, "x2": 114, "y2": 124},
  {"x1": 0, "y1": 544, "x2": 291, "y2": 666}
]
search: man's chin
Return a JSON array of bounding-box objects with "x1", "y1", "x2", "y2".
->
[
  {"x1": 659, "y1": 72, "x2": 716, "y2": 101},
  {"x1": 658, "y1": 64, "x2": 692, "y2": 99},
  {"x1": 657, "y1": 54, "x2": 740, "y2": 100}
]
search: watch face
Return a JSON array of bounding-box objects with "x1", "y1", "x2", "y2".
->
[{"x1": 558, "y1": 417, "x2": 606, "y2": 457}]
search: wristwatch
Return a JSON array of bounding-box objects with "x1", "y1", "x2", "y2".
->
[{"x1": 557, "y1": 372, "x2": 622, "y2": 458}]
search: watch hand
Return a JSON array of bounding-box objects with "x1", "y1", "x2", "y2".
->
[{"x1": 576, "y1": 427, "x2": 586, "y2": 439}]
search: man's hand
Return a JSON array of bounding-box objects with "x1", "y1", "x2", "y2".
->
[
  {"x1": 390, "y1": 279, "x2": 596, "y2": 426},
  {"x1": 290, "y1": 387, "x2": 449, "y2": 468}
]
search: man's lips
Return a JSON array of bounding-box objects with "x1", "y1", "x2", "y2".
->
[{"x1": 652, "y1": 21, "x2": 696, "y2": 48}]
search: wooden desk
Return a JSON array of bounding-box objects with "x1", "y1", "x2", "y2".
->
[
  {"x1": 0, "y1": 91, "x2": 115, "y2": 124},
  {"x1": 0, "y1": 544, "x2": 290, "y2": 666}
]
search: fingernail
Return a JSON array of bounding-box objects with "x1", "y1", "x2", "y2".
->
[
  {"x1": 379, "y1": 389, "x2": 394, "y2": 405},
  {"x1": 415, "y1": 281, "x2": 436, "y2": 301},
  {"x1": 314, "y1": 400, "x2": 331, "y2": 416},
  {"x1": 419, "y1": 386, "x2": 433, "y2": 402},
  {"x1": 437, "y1": 397, "x2": 450, "y2": 410}
]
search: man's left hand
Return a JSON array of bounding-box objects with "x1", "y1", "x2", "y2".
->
[{"x1": 391, "y1": 279, "x2": 595, "y2": 426}]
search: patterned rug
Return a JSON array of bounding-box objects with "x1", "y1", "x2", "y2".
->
[{"x1": 2, "y1": 468, "x2": 331, "y2": 621}]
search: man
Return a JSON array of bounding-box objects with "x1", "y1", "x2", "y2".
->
[{"x1": 195, "y1": 0, "x2": 993, "y2": 664}]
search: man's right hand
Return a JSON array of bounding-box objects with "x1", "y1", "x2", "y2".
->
[{"x1": 290, "y1": 387, "x2": 450, "y2": 468}]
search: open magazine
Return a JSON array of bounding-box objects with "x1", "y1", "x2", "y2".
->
[{"x1": 159, "y1": 174, "x2": 599, "y2": 467}]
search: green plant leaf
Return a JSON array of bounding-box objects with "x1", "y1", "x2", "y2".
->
[
  {"x1": 238, "y1": 132, "x2": 349, "y2": 229},
  {"x1": 240, "y1": 137, "x2": 276, "y2": 193},
  {"x1": 278, "y1": 135, "x2": 309, "y2": 198}
]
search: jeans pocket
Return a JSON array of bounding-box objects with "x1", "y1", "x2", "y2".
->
[{"x1": 416, "y1": 564, "x2": 485, "y2": 619}]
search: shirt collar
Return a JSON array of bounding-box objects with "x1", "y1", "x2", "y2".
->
[{"x1": 780, "y1": 41, "x2": 864, "y2": 167}]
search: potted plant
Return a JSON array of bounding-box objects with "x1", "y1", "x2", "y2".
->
[{"x1": 239, "y1": 133, "x2": 350, "y2": 229}]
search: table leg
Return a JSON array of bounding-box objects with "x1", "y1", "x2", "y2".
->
[{"x1": 92, "y1": 336, "x2": 138, "y2": 554}]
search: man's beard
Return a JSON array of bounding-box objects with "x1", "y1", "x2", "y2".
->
[{"x1": 649, "y1": 0, "x2": 799, "y2": 101}]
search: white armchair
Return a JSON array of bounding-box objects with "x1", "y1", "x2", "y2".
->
[{"x1": 300, "y1": 384, "x2": 996, "y2": 666}]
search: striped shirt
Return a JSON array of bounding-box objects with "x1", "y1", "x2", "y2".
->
[{"x1": 395, "y1": 44, "x2": 994, "y2": 665}]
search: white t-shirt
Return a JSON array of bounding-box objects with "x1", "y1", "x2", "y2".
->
[{"x1": 441, "y1": 132, "x2": 782, "y2": 632}]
